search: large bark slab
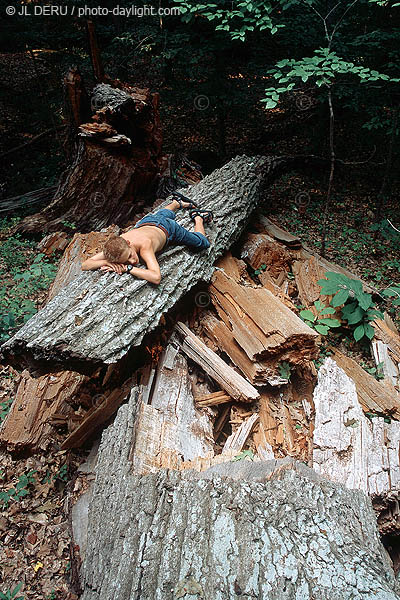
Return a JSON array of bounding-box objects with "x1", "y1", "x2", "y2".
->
[
  {"x1": 1, "y1": 155, "x2": 279, "y2": 371},
  {"x1": 333, "y1": 349, "x2": 400, "y2": 418},
  {"x1": 79, "y1": 390, "x2": 400, "y2": 599},
  {"x1": 313, "y1": 358, "x2": 400, "y2": 496}
]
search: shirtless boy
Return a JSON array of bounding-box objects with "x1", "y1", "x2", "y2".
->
[{"x1": 81, "y1": 198, "x2": 212, "y2": 285}]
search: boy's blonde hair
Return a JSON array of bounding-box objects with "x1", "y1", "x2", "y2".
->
[{"x1": 103, "y1": 236, "x2": 129, "y2": 262}]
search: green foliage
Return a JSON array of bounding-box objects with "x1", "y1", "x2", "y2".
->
[
  {"x1": 0, "y1": 471, "x2": 36, "y2": 509},
  {"x1": 300, "y1": 300, "x2": 341, "y2": 335},
  {"x1": 360, "y1": 361, "x2": 385, "y2": 380},
  {"x1": 0, "y1": 248, "x2": 57, "y2": 343},
  {"x1": 254, "y1": 263, "x2": 267, "y2": 275},
  {"x1": 60, "y1": 220, "x2": 77, "y2": 230},
  {"x1": 0, "y1": 398, "x2": 13, "y2": 425},
  {"x1": 278, "y1": 361, "x2": 292, "y2": 381},
  {"x1": 313, "y1": 345, "x2": 333, "y2": 370},
  {"x1": 263, "y1": 48, "x2": 398, "y2": 109},
  {"x1": 382, "y1": 284, "x2": 400, "y2": 307},
  {"x1": 0, "y1": 582, "x2": 24, "y2": 600},
  {"x1": 54, "y1": 464, "x2": 68, "y2": 482},
  {"x1": 318, "y1": 272, "x2": 383, "y2": 342}
]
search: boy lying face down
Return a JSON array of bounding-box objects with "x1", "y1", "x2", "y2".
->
[{"x1": 81, "y1": 198, "x2": 212, "y2": 285}]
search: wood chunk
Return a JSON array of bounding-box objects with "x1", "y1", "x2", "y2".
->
[
  {"x1": 174, "y1": 322, "x2": 260, "y2": 403},
  {"x1": 195, "y1": 391, "x2": 231, "y2": 407},
  {"x1": 374, "y1": 318, "x2": 400, "y2": 367},
  {"x1": 253, "y1": 391, "x2": 278, "y2": 453},
  {"x1": 37, "y1": 231, "x2": 70, "y2": 257},
  {"x1": 81, "y1": 399, "x2": 400, "y2": 600},
  {"x1": 313, "y1": 358, "x2": 400, "y2": 496},
  {"x1": 299, "y1": 247, "x2": 377, "y2": 295},
  {"x1": 200, "y1": 312, "x2": 286, "y2": 386},
  {"x1": 256, "y1": 215, "x2": 302, "y2": 248},
  {"x1": 292, "y1": 256, "x2": 329, "y2": 308},
  {"x1": 130, "y1": 346, "x2": 215, "y2": 474},
  {"x1": 210, "y1": 269, "x2": 319, "y2": 363},
  {"x1": 0, "y1": 370, "x2": 87, "y2": 453},
  {"x1": 61, "y1": 379, "x2": 133, "y2": 449},
  {"x1": 215, "y1": 252, "x2": 252, "y2": 283},
  {"x1": 214, "y1": 404, "x2": 231, "y2": 441},
  {"x1": 333, "y1": 349, "x2": 400, "y2": 418},
  {"x1": 222, "y1": 413, "x2": 259, "y2": 454},
  {"x1": 372, "y1": 340, "x2": 399, "y2": 388},
  {"x1": 240, "y1": 232, "x2": 291, "y2": 280}
]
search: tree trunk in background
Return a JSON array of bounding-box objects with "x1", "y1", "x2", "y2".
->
[
  {"x1": 14, "y1": 82, "x2": 163, "y2": 234},
  {"x1": 2, "y1": 155, "x2": 284, "y2": 371},
  {"x1": 79, "y1": 389, "x2": 400, "y2": 600}
]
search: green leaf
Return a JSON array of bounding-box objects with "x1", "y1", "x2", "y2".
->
[
  {"x1": 315, "y1": 324, "x2": 329, "y2": 335},
  {"x1": 354, "y1": 324, "x2": 365, "y2": 342},
  {"x1": 320, "y1": 307, "x2": 336, "y2": 315},
  {"x1": 331, "y1": 289, "x2": 349, "y2": 307},
  {"x1": 346, "y1": 306, "x2": 365, "y2": 325},
  {"x1": 318, "y1": 318, "x2": 341, "y2": 328},
  {"x1": 300, "y1": 309, "x2": 315, "y2": 322},
  {"x1": 358, "y1": 292, "x2": 372, "y2": 311},
  {"x1": 364, "y1": 323, "x2": 375, "y2": 340}
]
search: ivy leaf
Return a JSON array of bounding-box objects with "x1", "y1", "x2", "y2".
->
[
  {"x1": 318, "y1": 318, "x2": 341, "y2": 327},
  {"x1": 364, "y1": 323, "x2": 375, "y2": 340},
  {"x1": 358, "y1": 292, "x2": 372, "y2": 311}
]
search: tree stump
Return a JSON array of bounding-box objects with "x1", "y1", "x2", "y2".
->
[{"x1": 79, "y1": 388, "x2": 400, "y2": 600}]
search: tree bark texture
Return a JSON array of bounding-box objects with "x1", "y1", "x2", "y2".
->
[
  {"x1": 79, "y1": 389, "x2": 400, "y2": 600},
  {"x1": 1, "y1": 155, "x2": 280, "y2": 370}
]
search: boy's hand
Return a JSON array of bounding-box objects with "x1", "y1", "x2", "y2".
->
[{"x1": 100, "y1": 263, "x2": 127, "y2": 274}]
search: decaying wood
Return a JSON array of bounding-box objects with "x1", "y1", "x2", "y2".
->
[
  {"x1": 174, "y1": 322, "x2": 259, "y2": 403},
  {"x1": 333, "y1": 349, "x2": 400, "y2": 418},
  {"x1": 130, "y1": 345, "x2": 215, "y2": 474},
  {"x1": 292, "y1": 255, "x2": 330, "y2": 308},
  {"x1": 240, "y1": 231, "x2": 291, "y2": 283},
  {"x1": 2, "y1": 155, "x2": 277, "y2": 370},
  {"x1": 313, "y1": 358, "x2": 400, "y2": 496},
  {"x1": 209, "y1": 268, "x2": 319, "y2": 365},
  {"x1": 222, "y1": 413, "x2": 258, "y2": 454},
  {"x1": 374, "y1": 318, "x2": 400, "y2": 381},
  {"x1": 80, "y1": 392, "x2": 400, "y2": 600},
  {"x1": 255, "y1": 215, "x2": 302, "y2": 248},
  {"x1": 14, "y1": 82, "x2": 163, "y2": 235},
  {"x1": 0, "y1": 370, "x2": 87, "y2": 453},
  {"x1": 0, "y1": 185, "x2": 57, "y2": 216},
  {"x1": 60, "y1": 378, "x2": 133, "y2": 450},
  {"x1": 37, "y1": 231, "x2": 70, "y2": 257},
  {"x1": 199, "y1": 312, "x2": 284, "y2": 385},
  {"x1": 372, "y1": 340, "x2": 399, "y2": 388},
  {"x1": 194, "y1": 390, "x2": 231, "y2": 407}
]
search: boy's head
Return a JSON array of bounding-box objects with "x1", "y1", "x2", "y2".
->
[{"x1": 103, "y1": 236, "x2": 139, "y2": 264}]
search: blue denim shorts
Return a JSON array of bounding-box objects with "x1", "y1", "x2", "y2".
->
[{"x1": 135, "y1": 208, "x2": 210, "y2": 251}]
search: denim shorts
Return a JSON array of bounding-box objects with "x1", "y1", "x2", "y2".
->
[{"x1": 135, "y1": 208, "x2": 210, "y2": 251}]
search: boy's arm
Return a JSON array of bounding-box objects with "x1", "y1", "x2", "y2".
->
[
  {"x1": 81, "y1": 252, "x2": 123, "y2": 272},
  {"x1": 127, "y1": 246, "x2": 161, "y2": 285}
]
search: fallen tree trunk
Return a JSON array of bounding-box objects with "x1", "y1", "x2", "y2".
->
[
  {"x1": 0, "y1": 185, "x2": 57, "y2": 216},
  {"x1": 14, "y1": 82, "x2": 163, "y2": 234},
  {"x1": 79, "y1": 390, "x2": 400, "y2": 599},
  {"x1": 1, "y1": 155, "x2": 284, "y2": 371}
]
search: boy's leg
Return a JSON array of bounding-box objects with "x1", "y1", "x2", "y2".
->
[{"x1": 170, "y1": 219, "x2": 210, "y2": 250}]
